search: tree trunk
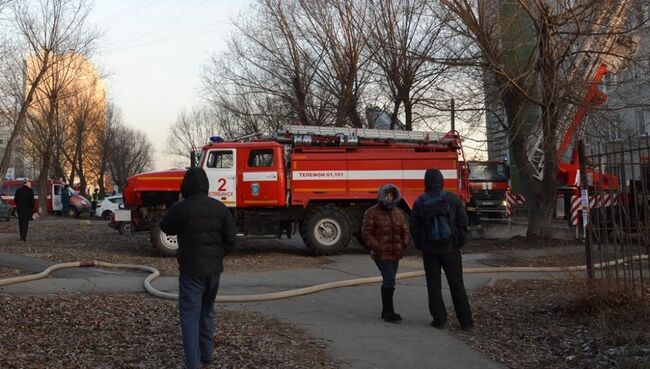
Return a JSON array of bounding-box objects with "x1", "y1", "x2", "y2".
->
[
  {"x1": 37, "y1": 153, "x2": 51, "y2": 216},
  {"x1": 97, "y1": 170, "x2": 105, "y2": 198},
  {"x1": 293, "y1": 76, "x2": 310, "y2": 126},
  {"x1": 390, "y1": 98, "x2": 402, "y2": 130},
  {"x1": 404, "y1": 97, "x2": 413, "y2": 131},
  {"x1": 502, "y1": 89, "x2": 553, "y2": 239},
  {"x1": 0, "y1": 53, "x2": 50, "y2": 187}
]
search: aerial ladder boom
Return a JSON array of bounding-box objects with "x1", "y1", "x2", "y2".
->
[{"x1": 527, "y1": 1, "x2": 639, "y2": 180}]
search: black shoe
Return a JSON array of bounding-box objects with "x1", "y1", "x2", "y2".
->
[
  {"x1": 380, "y1": 287, "x2": 401, "y2": 322},
  {"x1": 382, "y1": 312, "x2": 402, "y2": 322},
  {"x1": 430, "y1": 320, "x2": 446, "y2": 329},
  {"x1": 461, "y1": 323, "x2": 474, "y2": 332}
]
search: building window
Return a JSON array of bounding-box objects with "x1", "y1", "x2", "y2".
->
[
  {"x1": 609, "y1": 125, "x2": 622, "y2": 141},
  {"x1": 206, "y1": 151, "x2": 233, "y2": 169},
  {"x1": 247, "y1": 149, "x2": 274, "y2": 168},
  {"x1": 636, "y1": 110, "x2": 650, "y2": 136}
]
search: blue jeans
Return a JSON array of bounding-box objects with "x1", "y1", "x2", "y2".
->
[
  {"x1": 178, "y1": 273, "x2": 221, "y2": 369},
  {"x1": 374, "y1": 260, "x2": 399, "y2": 288}
]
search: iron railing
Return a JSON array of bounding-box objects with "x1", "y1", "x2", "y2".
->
[{"x1": 581, "y1": 138, "x2": 650, "y2": 293}]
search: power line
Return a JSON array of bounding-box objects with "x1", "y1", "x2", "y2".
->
[
  {"x1": 106, "y1": 19, "x2": 227, "y2": 55},
  {"x1": 102, "y1": 0, "x2": 163, "y2": 24},
  {"x1": 111, "y1": 0, "x2": 211, "y2": 51}
]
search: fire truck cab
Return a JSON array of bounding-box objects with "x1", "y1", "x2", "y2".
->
[
  {"x1": 116, "y1": 124, "x2": 470, "y2": 257},
  {"x1": 467, "y1": 161, "x2": 509, "y2": 219}
]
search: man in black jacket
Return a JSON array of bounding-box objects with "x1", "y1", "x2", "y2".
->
[
  {"x1": 160, "y1": 167, "x2": 236, "y2": 369},
  {"x1": 410, "y1": 168, "x2": 473, "y2": 330},
  {"x1": 14, "y1": 181, "x2": 35, "y2": 242}
]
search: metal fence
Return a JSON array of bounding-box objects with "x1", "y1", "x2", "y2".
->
[{"x1": 583, "y1": 138, "x2": 650, "y2": 293}]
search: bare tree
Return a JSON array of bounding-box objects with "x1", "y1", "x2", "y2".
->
[
  {"x1": 439, "y1": 0, "x2": 640, "y2": 238},
  {"x1": 166, "y1": 106, "x2": 223, "y2": 163},
  {"x1": 296, "y1": 0, "x2": 374, "y2": 127},
  {"x1": 58, "y1": 73, "x2": 105, "y2": 194},
  {"x1": 91, "y1": 101, "x2": 118, "y2": 198},
  {"x1": 204, "y1": 0, "x2": 327, "y2": 127},
  {"x1": 368, "y1": 0, "x2": 451, "y2": 130},
  {"x1": 0, "y1": 0, "x2": 100, "y2": 193},
  {"x1": 106, "y1": 123, "x2": 153, "y2": 190}
]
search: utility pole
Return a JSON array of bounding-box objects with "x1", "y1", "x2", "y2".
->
[{"x1": 451, "y1": 97, "x2": 455, "y2": 131}]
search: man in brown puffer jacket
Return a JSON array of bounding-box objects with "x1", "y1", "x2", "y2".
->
[{"x1": 361, "y1": 183, "x2": 410, "y2": 322}]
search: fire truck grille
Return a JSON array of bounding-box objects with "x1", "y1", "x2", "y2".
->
[{"x1": 471, "y1": 189, "x2": 506, "y2": 201}]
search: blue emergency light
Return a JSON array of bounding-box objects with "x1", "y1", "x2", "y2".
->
[{"x1": 209, "y1": 136, "x2": 224, "y2": 143}]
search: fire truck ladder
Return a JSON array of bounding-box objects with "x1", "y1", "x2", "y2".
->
[
  {"x1": 279, "y1": 124, "x2": 450, "y2": 144},
  {"x1": 527, "y1": 1, "x2": 638, "y2": 180}
]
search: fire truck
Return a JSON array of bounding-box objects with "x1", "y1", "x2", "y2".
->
[
  {"x1": 467, "y1": 160, "x2": 509, "y2": 219},
  {"x1": 112, "y1": 124, "x2": 470, "y2": 256},
  {"x1": 0, "y1": 179, "x2": 92, "y2": 217}
]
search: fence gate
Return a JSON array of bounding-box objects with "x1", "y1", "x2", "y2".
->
[{"x1": 584, "y1": 139, "x2": 650, "y2": 293}]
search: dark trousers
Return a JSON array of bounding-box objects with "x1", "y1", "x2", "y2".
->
[
  {"x1": 18, "y1": 218, "x2": 29, "y2": 241},
  {"x1": 422, "y1": 251, "x2": 473, "y2": 328},
  {"x1": 374, "y1": 259, "x2": 399, "y2": 288},
  {"x1": 178, "y1": 273, "x2": 221, "y2": 369}
]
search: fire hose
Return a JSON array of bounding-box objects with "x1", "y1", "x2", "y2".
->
[{"x1": 0, "y1": 256, "x2": 647, "y2": 303}]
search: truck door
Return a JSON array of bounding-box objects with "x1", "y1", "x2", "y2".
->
[
  {"x1": 52, "y1": 184, "x2": 63, "y2": 212},
  {"x1": 204, "y1": 149, "x2": 237, "y2": 207},
  {"x1": 240, "y1": 147, "x2": 285, "y2": 207}
]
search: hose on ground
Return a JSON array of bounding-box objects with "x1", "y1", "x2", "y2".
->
[{"x1": 0, "y1": 255, "x2": 647, "y2": 303}]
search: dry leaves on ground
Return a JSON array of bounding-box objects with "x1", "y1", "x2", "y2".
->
[
  {"x1": 0, "y1": 294, "x2": 336, "y2": 369},
  {"x1": 456, "y1": 279, "x2": 650, "y2": 369}
]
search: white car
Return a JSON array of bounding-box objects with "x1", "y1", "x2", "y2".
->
[{"x1": 95, "y1": 195, "x2": 123, "y2": 219}]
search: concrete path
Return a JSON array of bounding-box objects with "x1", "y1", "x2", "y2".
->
[{"x1": 0, "y1": 251, "x2": 570, "y2": 369}]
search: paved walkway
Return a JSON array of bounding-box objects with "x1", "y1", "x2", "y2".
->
[{"x1": 0, "y1": 250, "x2": 569, "y2": 369}]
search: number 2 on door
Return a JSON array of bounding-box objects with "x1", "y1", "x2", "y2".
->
[{"x1": 217, "y1": 178, "x2": 227, "y2": 191}]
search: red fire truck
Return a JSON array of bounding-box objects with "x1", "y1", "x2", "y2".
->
[
  {"x1": 112, "y1": 124, "x2": 470, "y2": 256},
  {"x1": 467, "y1": 160, "x2": 509, "y2": 219},
  {"x1": 0, "y1": 179, "x2": 92, "y2": 217}
]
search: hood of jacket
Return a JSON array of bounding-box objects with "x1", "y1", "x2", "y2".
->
[
  {"x1": 180, "y1": 167, "x2": 210, "y2": 199},
  {"x1": 424, "y1": 168, "x2": 444, "y2": 194},
  {"x1": 377, "y1": 183, "x2": 401, "y2": 209}
]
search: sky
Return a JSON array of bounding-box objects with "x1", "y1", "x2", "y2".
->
[{"x1": 90, "y1": 0, "x2": 250, "y2": 170}]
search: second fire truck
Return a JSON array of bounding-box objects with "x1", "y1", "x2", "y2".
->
[{"x1": 113, "y1": 124, "x2": 470, "y2": 256}]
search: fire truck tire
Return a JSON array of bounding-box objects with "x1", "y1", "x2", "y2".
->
[
  {"x1": 118, "y1": 222, "x2": 133, "y2": 235},
  {"x1": 300, "y1": 207, "x2": 352, "y2": 255},
  {"x1": 150, "y1": 224, "x2": 178, "y2": 257}
]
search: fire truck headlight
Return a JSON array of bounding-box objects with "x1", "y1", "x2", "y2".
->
[{"x1": 501, "y1": 200, "x2": 508, "y2": 207}]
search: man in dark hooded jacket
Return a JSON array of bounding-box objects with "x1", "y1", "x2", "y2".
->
[
  {"x1": 159, "y1": 167, "x2": 236, "y2": 369},
  {"x1": 410, "y1": 168, "x2": 473, "y2": 330},
  {"x1": 14, "y1": 181, "x2": 35, "y2": 242}
]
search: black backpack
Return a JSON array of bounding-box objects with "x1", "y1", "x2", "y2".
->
[{"x1": 422, "y1": 191, "x2": 455, "y2": 247}]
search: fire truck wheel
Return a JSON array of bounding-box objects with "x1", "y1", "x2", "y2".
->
[
  {"x1": 118, "y1": 222, "x2": 133, "y2": 236},
  {"x1": 151, "y1": 224, "x2": 178, "y2": 257},
  {"x1": 300, "y1": 206, "x2": 352, "y2": 255}
]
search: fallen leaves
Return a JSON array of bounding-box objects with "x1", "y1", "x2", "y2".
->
[
  {"x1": 455, "y1": 279, "x2": 650, "y2": 369},
  {"x1": 0, "y1": 294, "x2": 336, "y2": 369}
]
